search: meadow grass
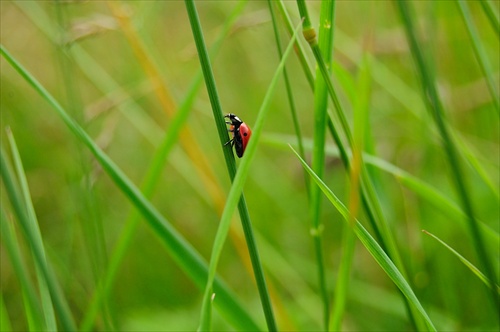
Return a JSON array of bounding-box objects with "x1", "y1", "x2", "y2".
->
[{"x1": 1, "y1": 1, "x2": 499, "y2": 331}]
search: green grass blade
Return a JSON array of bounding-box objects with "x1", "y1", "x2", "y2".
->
[
  {"x1": 184, "y1": 0, "x2": 279, "y2": 330},
  {"x1": 397, "y1": 1, "x2": 500, "y2": 312},
  {"x1": 457, "y1": 0, "x2": 499, "y2": 113},
  {"x1": 291, "y1": 147, "x2": 437, "y2": 332},
  {"x1": 0, "y1": 146, "x2": 77, "y2": 331},
  {"x1": 6, "y1": 129, "x2": 58, "y2": 331},
  {"x1": 0, "y1": 44, "x2": 261, "y2": 331},
  {"x1": 0, "y1": 209, "x2": 44, "y2": 331},
  {"x1": 423, "y1": 230, "x2": 500, "y2": 293}
]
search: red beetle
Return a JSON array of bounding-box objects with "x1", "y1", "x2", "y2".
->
[{"x1": 224, "y1": 113, "x2": 252, "y2": 158}]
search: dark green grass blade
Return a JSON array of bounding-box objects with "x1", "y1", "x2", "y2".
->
[
  {"x1": 184, "y1": 1, "x2": 276, "y2": 330},
  {"x1": 396, "y1": 1, "x2": 500, "y2": 312},
  {"x1": 0, "y1": 44, "x2": 261, "y2": 331}
]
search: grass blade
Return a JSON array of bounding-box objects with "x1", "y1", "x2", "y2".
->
[
  {"x1": 0, "y1": 44, "x2": 261, "y2": 331},
  {"x1": 184, "y1": 0, "x2": 285, "y2": 329},
  {"x1": 0, "y1": 209, "x2": 44, "y2": 331},
  {"x1": 397, "y1": 1, "x2": 500, "y2": 312},
  {"x1": 291, "y1": 146, "x2": 437, "y2": 332},
  {"x1": 6, "y1": 128, "x2": 58, "y2": 331},
  {"x1": 0, "y1": 146, "x2": 77, "y2": 331},
  {"x1": 423, "y1": 230, "x2": 500, "y2": 293}
]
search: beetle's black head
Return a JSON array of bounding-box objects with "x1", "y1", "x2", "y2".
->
[{"x1": 224, "y1": 113, "x2": 243, "y2": 126}]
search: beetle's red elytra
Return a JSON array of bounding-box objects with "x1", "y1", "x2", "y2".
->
[{"x1": 224, "y1": 113, "x2": 252, "y2": 158}]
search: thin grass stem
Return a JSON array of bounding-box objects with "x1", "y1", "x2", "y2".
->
[{"x1": 184, "y1": 0, "x2": 277, "y2": 329}]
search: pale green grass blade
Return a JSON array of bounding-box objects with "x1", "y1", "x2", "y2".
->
[
  {"x1": 0, "y1": 147, "x2": 77, "y2": 331},
  {"x1": 397, "y1": 1, "x2": 499, "y2": 311},
  {"x1": 195, "y1": 16, "x2": 302, "y2": 332},
  {"x1": 423, "y1": 230, "x2": 500, "y2": 293},
  {"x1": 0, "y1": 44, "x2": 261, "y2": 331},
  {"x1": 457, "y1": 0, "x2": 499, "y2": 113},
  {"x1": 6, "y1": 129, "x2": 58, "y2": 331},
  {"x1": 0, "y1": 209, "x2": 44, "y2": 331},
  {"x1": 291, "y1": 147, "x2": 437, "y2": 332}
]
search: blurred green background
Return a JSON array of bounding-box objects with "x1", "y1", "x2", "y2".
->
[{"x1": 1, "y1": 0, "x2": 499, "y2": 331}]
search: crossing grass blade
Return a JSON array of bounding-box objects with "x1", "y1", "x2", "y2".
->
[{"x1": 291, "y1": 146, "x2": 437, "y2": 332}]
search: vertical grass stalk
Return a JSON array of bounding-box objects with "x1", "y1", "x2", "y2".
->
[{"x1": 184, "y1": 1, "x2": 276, "y2": 329}]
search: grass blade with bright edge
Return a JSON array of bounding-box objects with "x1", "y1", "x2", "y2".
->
[
  {"x1": 397, "y1": 1, "x2": 500, "y2": 312},
  {"x1": 422, "y1": 230, "x2": 500, "y2": 293},
  {"x1": 0, "y1": 208, "x2": 44, "y2": 331},
  {"x1": 0, "y1": 44, "x2": 262, "y2": 331},
  {"x1": 6, "y1": 128, "x2": 58, "y2": 331},
  {"x1": 0, "y1": 146, "x2": 77, "y2": 331},
  {"x1": 79, "y1": 2, "x2": 247, "y2": 329},
  {"x1": 194, "y1": 16, "x2": 302, "y2": 332},
  {"x1": 290, "y1": 146, "x2": 437, "y2": 332},
  {"x1": 184, "y1": 1, "x2": 278, "y2": 330},
  {"x1": 457, "y1": 0, "x2": 499, "y2": 114}
]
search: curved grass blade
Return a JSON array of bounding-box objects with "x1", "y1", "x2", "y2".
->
[
  {"x1": 423, "y1": 230, "x2": 500, "y2": 293},
  {"x1": 0, "y1": 45, "x2": 262, "y2": 331},
  {"x1": 291, "y1": 146, "x2": 437, "y2": 332}
]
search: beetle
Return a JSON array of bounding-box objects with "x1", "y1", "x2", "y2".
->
[{"x1": 224, "y1": 113, "x2": 252, "y2": 158}]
